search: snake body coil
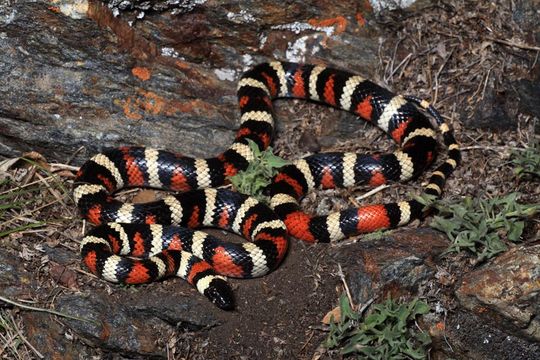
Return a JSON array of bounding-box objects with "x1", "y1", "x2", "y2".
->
[{"x1": 74, "y1": 61, "x2": 460, "y2": 309}]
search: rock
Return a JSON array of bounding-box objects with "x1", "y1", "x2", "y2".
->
[
  {"x1": 22, "y1": 312, "x2": 95, "y2": 360},
  {"x1": 465, "y1": 85, "x2": 516, "y2": 130},
  {"x1": 21, "y1": 286, "x2": 223, "y2": 357},
  {"x1": 329, "y1": 228, "x2": 449, "y2": 304},
  {"x1": 428, "y1": 309, "x2": 540, "y2": 360},
  {"x1": 57, "y1": 294, "x2": 169, "y2": 356},
  {"x1": 0, "y1": 1, "x2": 236, "y2": 164},
  {"x1": 0, "y1": 251, "x2": 35, "y2": 299},
  {"x1": 0, "y1": 0, "x2": 380, "y2": 165},
  {"x1": 455, "y1": 245, "x2": 540, "y2": 342},
  {"x1": 514, "y1": 76, "x2": 540, "y2": 120},
  {"x1": 102, "y1": 0, "x2": 206, "y2": 19},
  {"x1": 370, "y1": 0, "x2": 417, "y2": 12}
]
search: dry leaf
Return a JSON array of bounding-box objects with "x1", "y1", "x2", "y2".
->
[
  {"x1": 0, "y1": 157, "x2": 20, "y2": 181},
  {"x1": 22, "y1": 151, "x2": 50, "y2": 171},
  {"x1": 132, "y1": 189, "x2": 157, "y2": 203},
  {"x1": 49, "y1": 262, "x2": 78, "y2": 289},
  {"x1": 322, "y1": 305, "x2": 341, "y2": 324},
  {"x1": 436, "y1": 42, "x2": 447, "y2": 59}
]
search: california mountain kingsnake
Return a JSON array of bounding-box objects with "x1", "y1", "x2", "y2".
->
[{"x1": 74, "y1": 61, "x2": 460, "y2": 310}]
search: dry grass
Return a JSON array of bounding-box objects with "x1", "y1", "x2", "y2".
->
[{"x1": 0, "y1": 155, "x2": 80, "y2": 359}]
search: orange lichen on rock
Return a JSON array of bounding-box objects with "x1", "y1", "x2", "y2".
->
[
  {"x1": 355, "y1": 12, "x2": 367, "y2": 27},
  {"x1": 308, "y1": 16, "x2": 347, "y2": 34},
  {"x1": 115, "y1": 97, "x2": 143, "y2": 120},
  {"x1": 116, "y1": 90, "x2": 215, "y2": 120},
  {"x1": 132, "y1": 67, "x2": 151, "y2": 81},
  {"x1": 174, "y1": 60, "x2": 191, "y2": 70}
]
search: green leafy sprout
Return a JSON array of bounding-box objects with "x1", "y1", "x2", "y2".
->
[
  {"x1": 228, "y1": 139, "x2": 289, "y2": 202},
  {"x1": 423, "y1": 193, "x2": 538, "y2": 261},
  {"x1": 512, "y1": 141, "x2": 540, "y2": 180},
  {"x1": 324, "y1": 294, "x2": 431, "y2": 359}
]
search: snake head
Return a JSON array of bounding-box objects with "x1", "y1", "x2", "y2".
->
[{"x1": 204, "y1": 278, "x2": 235, "y2": 311}]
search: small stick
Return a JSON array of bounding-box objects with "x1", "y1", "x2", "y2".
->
[
  {"x1": 480, "y1": 67, "x2": 492, "y2": 100},
  {"x1": 0, "y1": 331, "x2": 21, "y2": 359},
  {"x1": 0, "y1": 176, "x2": 55, "y2": 196},
  {"x1": 433, "y1": 48, "x2": 455, "y2": 105},
  {"x1": 299, "y1": 330, "x2": 315, "y2": 353},
  {"x1": 49, "y1": 163, "x2": 80, "y2": 172},
  {"x1": 0, "y1": 295, "x2": 98, "y2": 325},
  {"x1": 355, "y1": 184, "x2": 390, "y2": 202},
  {"x1": 66, "y1": 146, "x2": 85, "y2": 166},
  {"x1": 35, "y1": 172, "x2": 68, "y2": 208},
  {"x1": 486, "y1": 37, "x2": 540, "y2": 52},
  {"x1": 337, "y1": 264, "x2": 354, "y2": 310},
  {"x1": 0, "y1": 198, "x2": 59, "y2": 228},
  {"x1": 460, "y1": 145, "x2": 527, "y2": 152}
]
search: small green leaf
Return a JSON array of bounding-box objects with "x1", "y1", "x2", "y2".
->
[
  {"x1": 228, "y1": 139, "x2": 289, "y2": 202},
  {"x1": 324, "y1": 296, "x2": 431, "y2": 359},
  {"x1": 512, "y1": 142, "x2": 540, "y2": 180},
  {"x1": 507, "y1": 221, "x2": 525, "y2": 242},
  {"x1": 430, "y1": 192, "x2": 537, "y2": 261}
]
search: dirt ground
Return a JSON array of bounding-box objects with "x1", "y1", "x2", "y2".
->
[{"x1": 1, "y1": 0, "x2": 539, "y2": 359}]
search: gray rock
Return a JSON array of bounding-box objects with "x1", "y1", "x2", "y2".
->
[
  {"x1": 430, "y1": 309, "x2": 540, "y2": 360},
  {"x1": 329, "y1": 228, "x2": 448, "y2": 304},
  {"x1": 0, "y1": 0, "x2": 380, "y2": 164},
  {"x1": 456, "y1": 245, "x2": 540, "y2": 342},
  {"x1": 514, "y1": 76, "x2": 540, "y2": 120},
  {"x1": 465, "y1": 85, "x2": 516, "y2": 130},
  {"x1": 55, "y1": 289, "x2": 221, "y2": 356}
]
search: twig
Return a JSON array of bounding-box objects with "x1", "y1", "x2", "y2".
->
[
  {"x1": 337, "y1": 264, "x2": 354, "y2": 310},
  {"x1": 0, "y1": 331, "x2": 20, "y2": 360},
  {"x1": 0, "y1": 295, "x2": 98, "y2": 325},
  {"x1": 0, "y1": 322, "x2": 16, "y2": 359},
  {"x1": 0, "y1": 198, "x2": 59, "y2": 229},
  {"x1": 35, "y1": 172, "x2": 68, "y2": 208},
  {"x1": 0, "y1": 176, "x2": 54, "y2": 196},
  {"x1": 486, "y1": 37, "x2": 540, "y2": 52},
  {"x1": 433, "y1": 48, "x2": 455, "y2": 104},
  {"x1": 299, "y1": 330, "x2": 315, "y2": 353},
  {"x1": 388, "y1": 52, "x2": 412, "y2": 81},
  {"x1": 469, "y1": 68, "x2": 491, "y2": 101},
  {"x1": 358, "y1": 298, "x2": 374, "y2": 314},
  {"x1": 460, "y1": 145, "x2": 528, "y2": 152},
  {"x1": 49, "y1": 163, "x2": 80, "y2": 172},
  {"x1": 354, "y1": 184, "x2": 390, "y2": 202},
  {"x1": 442, "y1": 311, "x2": 453, "y2": 353},
  {"x1": 66, "y1": 146, "x2": 85, "y2": 166},
  {"x1": 480, "y1": 67, "x2": 492, "y2": 100}
]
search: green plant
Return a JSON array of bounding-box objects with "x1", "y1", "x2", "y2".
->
[
  {"x1": 512, "y1": 142, "x2": 540, "y2": 180},
  {"x1": 228, "y1": 139, "x2": 289, "y2": 202},
  {"x1": 428, "y1": 193, "x2": 538, "y2": 261},
  {"x1": 324, "y1": 294, "x2": 431, "y2": 359}
]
